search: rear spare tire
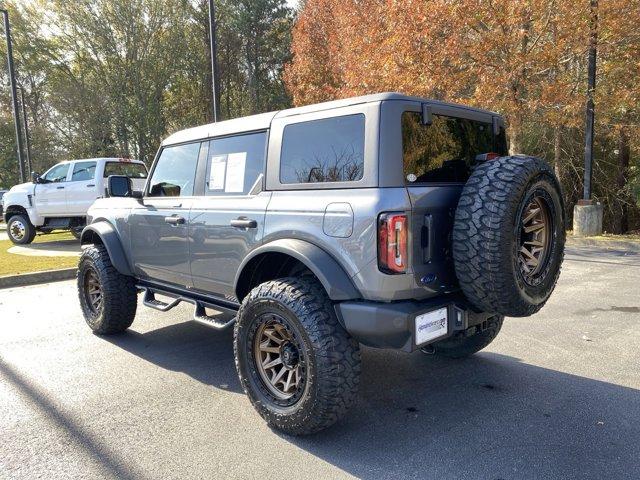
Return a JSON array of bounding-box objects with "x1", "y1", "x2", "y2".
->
[{"x1": 453, "y1": 156, "x2": 565, "y2": 317}]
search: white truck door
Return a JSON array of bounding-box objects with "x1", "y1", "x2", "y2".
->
[
  {"x1": 34, "y1": 163, "x2": 71, "y2": 216},
  {"x1": 66, "y1": 161, "x2": 98, "y2": 215}
]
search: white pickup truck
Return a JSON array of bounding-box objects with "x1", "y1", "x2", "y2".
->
[{"x1": 3, "y1": 157, "x2": 147, "y2": 244}]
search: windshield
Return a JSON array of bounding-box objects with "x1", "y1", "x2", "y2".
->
[{"x1": 103, "y1": 162, "x2": 148, "y2": 178}]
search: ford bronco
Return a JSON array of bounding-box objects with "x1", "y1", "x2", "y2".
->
[{"x1": 77, "y1": 93, "x2": 565, "y2": 435}]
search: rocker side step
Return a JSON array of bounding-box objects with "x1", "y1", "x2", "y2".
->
[
  {"x1": 193, "y1": 302, "x2": 235, "y2": 330},
  {"x1": 140, "y1": 286, "x2": 237, "y2": 331},
  {"x1": 142, "y1": 289, "x2": 182, "y2": 312}
]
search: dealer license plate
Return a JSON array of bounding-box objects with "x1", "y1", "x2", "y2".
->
[{"x1": 415, "y1": 307, "x2": 448, "y2": 345}]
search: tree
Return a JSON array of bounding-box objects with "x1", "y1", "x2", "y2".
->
[
  {"x1": 0, "y1": 0, "x2": 294, "y2": 184},
  {"x1": 286, "y1": 0, "x2": 640, "y2": 232}
]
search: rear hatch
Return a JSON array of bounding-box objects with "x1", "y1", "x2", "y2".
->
[
  {"x1": 407, "y1": 184, "x2": 462, "y2": 295},
  {"x1": 401, "y1": 109, "x2": 508, "y2": 295}
]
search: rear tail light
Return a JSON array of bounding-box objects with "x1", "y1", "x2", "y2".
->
[
  {"x1": 378, "y1": 213, "x2": 408, "y2": 274},
  {"x1": 475, "y1": 152, "x2": 500, "y2": 162}
]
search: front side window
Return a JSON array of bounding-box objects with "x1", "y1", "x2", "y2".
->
[
  {"x1": 71, "y1": 161, "x2": 97, "y2": 182},
  {"x1": 280, "y1": 114, "x2": 365, "y2": 184},
  {"x1": 402, "y1": 112, "x2": 505, "y2": 184},
  {"x1": 206, "y1": 132, "x2": 266, "y2": 195},
  {"x1": 148, "y1": 143, "x2": 201, "y2": 197},
  {"x1": 104, "y1": 162, "x2": 148, "y2": 179},
  {"x1": 42, "y1": 163, "x2": 70, "y2": 183}
]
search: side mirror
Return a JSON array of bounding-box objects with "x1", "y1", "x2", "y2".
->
[
  {"x1": 31, "y1": 172, "x2": 42, "y2": 184},
  {"x1": 107, "y1": 175, "x2": 133, "y2": 198}
]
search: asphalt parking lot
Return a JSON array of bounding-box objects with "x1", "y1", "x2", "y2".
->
[{"x1": 1, "y1": 244, "x2": 639, "y2": 480}]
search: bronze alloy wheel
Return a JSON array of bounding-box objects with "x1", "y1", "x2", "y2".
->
[
  {"x1": 83, "y1": 268, "x2": 103, "y2": 315},
  {"x1": 518, "y1": 196, "x2": 552, "y2": 278},
  {"x1": 253, "y1": 314, "x2": 306, "y2": 402}
]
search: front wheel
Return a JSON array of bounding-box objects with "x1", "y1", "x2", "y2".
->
[
  {"x1": 77, "y1": 244, "x2": 137, "y2": 334},
  {"x1": 234, "y1": 277, "x2": 361, "y2": 435},
  {"x1": 7, "y1": 214, "x2": 36, "y2": 245}
]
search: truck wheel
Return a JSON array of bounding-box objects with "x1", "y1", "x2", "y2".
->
[
  {"x1": 7, "y1": 214, "x2": 36, "y2": 245},
  {"x1": 433, "y1": 315, "x2": 503, "y2": 358},
  {"x1": 77, "y1": 244, "x2": 137, "y2": 334},
  {"x1": 234, "y1": 277, "x2": 361, "y2": 435},
  {"x1": 453, "y1": 156, "x2": 565, "y2": 317}
]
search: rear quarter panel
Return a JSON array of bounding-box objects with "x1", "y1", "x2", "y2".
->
[{"x1": 263, "y1": 188, "x2": 428, "y2": 302}]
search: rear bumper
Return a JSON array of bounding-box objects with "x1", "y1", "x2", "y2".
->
[{"x1": 335, "y1": 294, "x2": 495, "y2": 352}]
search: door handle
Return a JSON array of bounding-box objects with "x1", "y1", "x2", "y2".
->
[
  {"x1": 164, "y1": 216, "x2": 186, "y2": 225},
  {"x1": 57, "y1": 186, "x2": 65, "y2": 190},
  {"x1": 230, "y1": 217, "x2": 257, "y2": 229},
  {"x1": 86, "y1": 184, "x2": 95, "y2": 187}
]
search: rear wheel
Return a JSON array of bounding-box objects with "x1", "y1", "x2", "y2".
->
[
  {"x1": 234, "y1": 277, "x2": 361, "y2": 435},
  {"x1": 433, "y1": 315, "x2": 504, "y2": 358},
  {"x1": 77, "y1": 244, "x2": 137, "y2": 334},
  {"x1": 7, "y1": 214, "x2": 36, "y2": 245}
]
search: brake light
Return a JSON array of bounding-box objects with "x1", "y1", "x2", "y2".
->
[
  {"x1": 475, "y1": 152, "x2": 500, "y2": 162},
  {"x1": 378, "y1": 213, "x2": 408, "y2": 274}
]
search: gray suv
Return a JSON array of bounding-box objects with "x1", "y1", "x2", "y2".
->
[{"x1": 77, "y1": 93, "x2": 565, "y2": 434}]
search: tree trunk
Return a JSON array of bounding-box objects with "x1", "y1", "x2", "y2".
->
[
  {"x1": 554, "y1": 125, "x2": 562, "y2": 184},
  {"x1": 616, "y1": 127, "x2": 630, "y2": 233},
  {"x1": 508, "y1": 114, "x2": 523, "y2": 155}
]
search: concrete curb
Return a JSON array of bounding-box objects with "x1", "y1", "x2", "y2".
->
[
  {"x1": 567, "y1": 236, "x2": 640, "y2": 252},
  {"x1": 0, "y1": 268, "x2": 77, "y2": 290}
]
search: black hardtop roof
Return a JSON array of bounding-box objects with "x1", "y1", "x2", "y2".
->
[{"x1": 163, "y1": 92, "x2": 502, "y2": 146}]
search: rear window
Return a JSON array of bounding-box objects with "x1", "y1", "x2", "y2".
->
[
  {"x1": 280, "y1": 114, "x2": 365, "y2": 184},
  {"x1": 104, "y1": 162, "x2": 148, "y2": 179},
  {"x1": 402, "y1": 112, "x2": 506, "y2": 184}
]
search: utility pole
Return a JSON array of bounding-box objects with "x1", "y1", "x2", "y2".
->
[
  {"x1": 582, "y1": 0, "x2": 598, "y2": 201},
  {"x1": 574, "y1": 0, "x2": 603, "y2": 236},
  {"x1": 1, "y1": 9, "x2": 26, "y2": 183},
  {"x1": 19, "y1": 86, "x2": 32, "y2": 174},
  {"x1": 208, "y1": 0, "x2": 221, "y2": 122}
]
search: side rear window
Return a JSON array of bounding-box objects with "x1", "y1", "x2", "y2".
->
[
  {"x1": 402, "y1": 112, "x2": 504, "y2": 184},
  {"x1": 71, "y1": 161, "x2": 97, "y2": 181},
  {"x1": 148, "y1": 143, "x2": 201, "y2": 197},
  {"x1": 280, "y1": 114, "x2": 365, "y2": 184},
  {"x1": 206, "y1": 131, "x2": 267, "y2": 195},
  {"x1": 104, "y1": 162, "x2": 148, "y2": 178}
]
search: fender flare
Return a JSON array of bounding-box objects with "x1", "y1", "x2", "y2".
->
[
  {"x1": 234, "y1": 239, "x2": 361, "y2": 301},
  {"x1": 80, "y1": 221, "x2": 134, "y2": 277}
]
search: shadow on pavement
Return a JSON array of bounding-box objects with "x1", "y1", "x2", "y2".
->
[
  {"x1": 104, "y1": 320, "x2": 241, "y2": 393},
  {"x1": 0, "y1": 357, "x2": 142, "y2": 480},
  {"x1": 103, "y1": 319, "x2": 640, "y2": 479},
  {"x1": 287, "y1": 349, "x2": 640, "y2": 479}
]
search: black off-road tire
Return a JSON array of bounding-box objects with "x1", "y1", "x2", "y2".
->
[
  {"x1": 7, "y1": 214, "x2": 36, "y2": 245},
  {"x1": 234, "y1": 277, "x2": 361, "y2": 435},
  {"x1": 433, "y1": 315, "x2": 504, "y2": 359},
  {"x1": 453, "y1": 156, "x2": 565, "y2": 317},
  {"x1": 77, "y1": 244, "x2": 137, "y2": 334}
]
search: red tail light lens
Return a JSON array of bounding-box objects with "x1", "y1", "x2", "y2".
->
[{"x1": 378, "y1": 213, "x2": 408, "y2": 274}]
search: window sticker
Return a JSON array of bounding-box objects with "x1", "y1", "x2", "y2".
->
[
  {"x1": 209, "y1": 155, "x2": 227, "y2": 190},
  {"x1": 225, "y1": 152, "x2": 247, "y2": 193}
]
